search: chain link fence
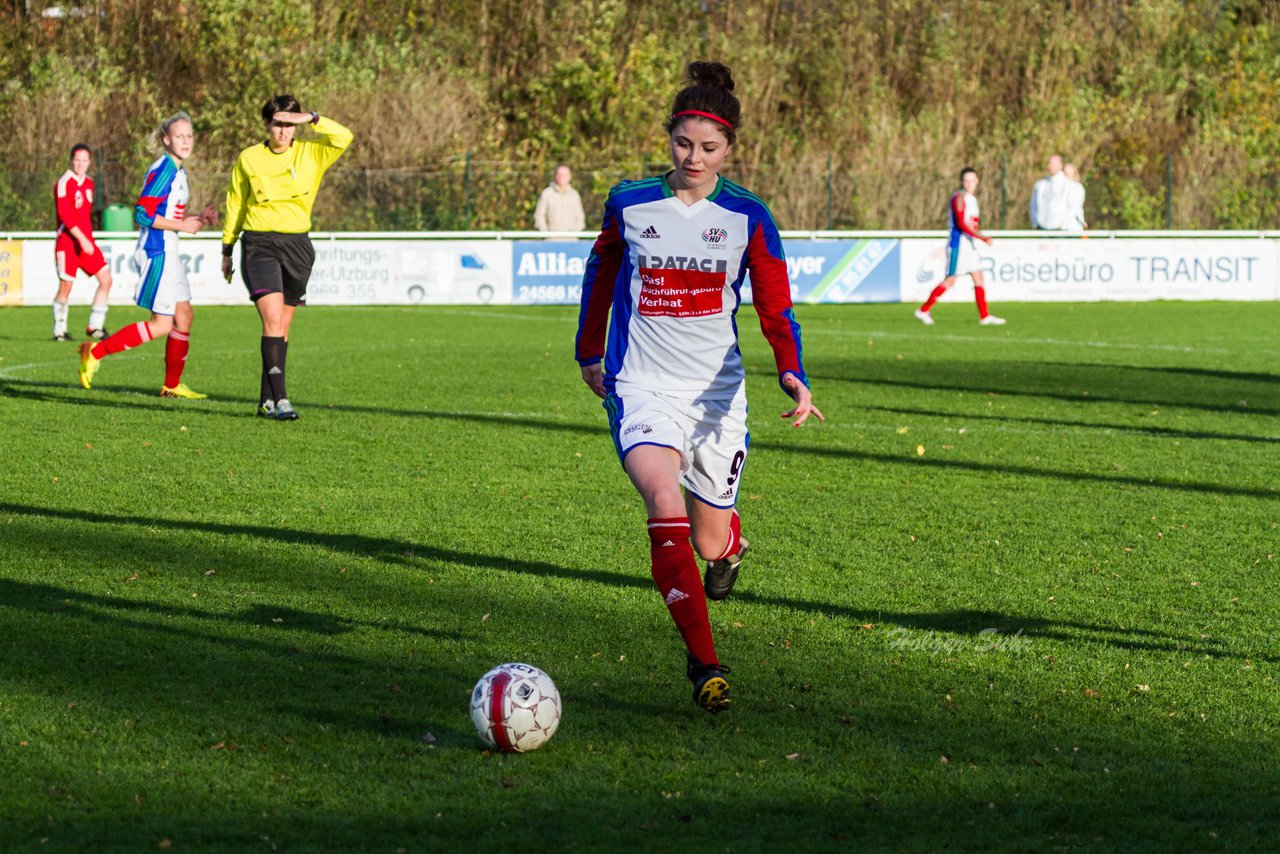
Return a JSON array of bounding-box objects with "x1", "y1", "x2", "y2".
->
[{"x1": 7, "y1": 153, "x2": 1280, "y2": 233}]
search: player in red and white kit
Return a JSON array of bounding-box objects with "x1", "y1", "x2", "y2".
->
[
  {"x1": 914, "y1": 167, "x2": 1005, "y2": 325},
  {"x1": 576, "y1": 62, "x2": 823, "y2": 714},
  {"x1": 53, "y1": 144, "x2": 114, "y2": 341}
]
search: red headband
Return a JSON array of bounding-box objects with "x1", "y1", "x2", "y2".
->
[{"x1": 672, "y1": 109, "x2": 734, "y2": 130}]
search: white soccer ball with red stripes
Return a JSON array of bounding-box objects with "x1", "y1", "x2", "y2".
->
[{"x1": 470, "y1": 663, "x2": 561, "y2": 752}]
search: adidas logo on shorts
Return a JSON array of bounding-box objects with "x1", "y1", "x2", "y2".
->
[
  {"x1": 664, "y1": 588, "x2": 689, "y2": 605},
  {"x1": 639, "y1": 225, "x2": 660, "y2": 239}
]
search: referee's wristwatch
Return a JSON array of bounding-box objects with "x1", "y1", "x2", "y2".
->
[{"x1": 309, "y1": 111, "x2": 319, "y2": 125}]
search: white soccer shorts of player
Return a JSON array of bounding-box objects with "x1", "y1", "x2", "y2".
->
[
  {"x1": 78, "y1": 111, "x2": 218, "y2": 399},
  {"x1": 575, "y1": 61, "x2": 823, "y2": 715},
  {"x1": 913, "y1": 166, "x2": 1006, "y2": 326}
]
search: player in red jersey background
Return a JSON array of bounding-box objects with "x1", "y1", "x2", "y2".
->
[{"x1": 52, "y1": 144, "x2": 114, "y2": 341}]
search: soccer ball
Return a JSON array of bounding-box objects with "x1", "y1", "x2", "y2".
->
[{"x1": 470, "y1": 663, "x2": 561, "y2": 752}]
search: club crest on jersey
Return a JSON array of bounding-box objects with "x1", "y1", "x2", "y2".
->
[
  {"x1": 702, "y1": 227, "x2": 728, "y2": 247},
  {"x1": 74, "y1": 191, "x2": 85, "y2": 208}
]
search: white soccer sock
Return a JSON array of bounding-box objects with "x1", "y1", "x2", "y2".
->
[
  {"x1": 88, "y1": 302, "x2": 109, "y2": 331},
  {"x1": 52, "y1": 300, "x2": 69, "y2": 336}
]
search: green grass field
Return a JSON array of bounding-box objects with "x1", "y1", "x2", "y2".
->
[{"x1": 1, "y1": 301, "x2": 1276, "y2": 851}]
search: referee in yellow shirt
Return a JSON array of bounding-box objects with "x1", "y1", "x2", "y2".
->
[{"x1": 221, "y1": 94, "x2": 352, "y2": 420}]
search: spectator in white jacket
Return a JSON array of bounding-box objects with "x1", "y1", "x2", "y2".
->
[
  {"x1": 1063, "y1": 163, "x2": 1087, "y2": 230},
  {"x1": 534, "y1": 164, "x2": 586, "y2": 233},
  {"x1": 1030, "y1": 154, "x2": 1070, "y2": 229}
]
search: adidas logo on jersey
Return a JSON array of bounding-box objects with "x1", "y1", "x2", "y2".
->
[
  {"x1": 664, "y1": 588, "x2": 689, "y2": 605},
  {"x1": 639, "y1": 225, "x2": 660, "y2": 239}
]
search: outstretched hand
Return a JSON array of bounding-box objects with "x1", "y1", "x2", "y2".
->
[
  {"x1": 781, "y1": 372, "x2": 824, "y2": 428},
  {"x1": 200, "y1": 204, "x2": 219, "y2": 228},
  {"x1": 580, "y1": 363, "x2": 606, "y2": 399}
]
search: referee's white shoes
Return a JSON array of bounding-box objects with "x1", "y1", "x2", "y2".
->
[
  {"x1": 979, "y1": 315, "x2": 1007, "y2": 325},
  {"x1": 913, "y1": 308, "x2": 935, "y2": 325}
]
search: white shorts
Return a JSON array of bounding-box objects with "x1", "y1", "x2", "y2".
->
[
  {"x1": 132, "y1": 250, "x2": 191, "y2": 316},
  {"x1": 946, "y1": 234, "x2": 983, "y2": 278},
  {"x1": 605, "y1": 391, "x2": 748, "y2": 509}
]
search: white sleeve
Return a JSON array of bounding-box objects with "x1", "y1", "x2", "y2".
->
[
  {"x1": 1051, "y1": 181, "x2": 1070, "y2": 230},
  {"x1": 1070, "y1": 184, "x2": 1086, "y2": 228}
]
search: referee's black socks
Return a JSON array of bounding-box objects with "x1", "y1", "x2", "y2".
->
[{"x1": 261, "y1": 336, "x2": 288, "y2": 403}]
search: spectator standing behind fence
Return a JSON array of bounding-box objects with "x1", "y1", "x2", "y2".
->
[
  {"x1": 534, "y1": 164, "x2": 586, "y2": 233},
  {"x1": 1030, "y1": 154, "x2": 1070, "y2": 229},
  {"x1": 1063, "y1": 163, "x2": 1087, "y2": 230}
]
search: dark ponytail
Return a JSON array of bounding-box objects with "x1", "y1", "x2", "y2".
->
[{"x1": 665, "y1": 61, "x2": 742, "y2": 144}]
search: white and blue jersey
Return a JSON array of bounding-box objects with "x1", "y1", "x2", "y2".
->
[
  {"x1": 131, "y1": 155, "x2": 191, "y2": 315},
  {"x1": 945, "y1": 190, "x2": 984, "y2": 278},
  {"x1": 134, "y1": 155, "x2": 188, "y2": 258},
  {"x1": 575, "y1": 173, "x2": 806, "y2": 401}
]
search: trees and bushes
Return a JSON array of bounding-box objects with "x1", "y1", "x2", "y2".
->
[{"x1": 2, "y1": 0, "x2": 1278, "y2": 230}]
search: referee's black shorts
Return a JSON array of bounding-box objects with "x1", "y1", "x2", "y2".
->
[{"x1": 241, "y1": 231, "x2": 315, "y2": 307}]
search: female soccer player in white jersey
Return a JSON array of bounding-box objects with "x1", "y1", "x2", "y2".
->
[
  {"x1": 913, "y1": 167, "x2": 1005, "y2": 325},
  {"x1": 78, "y1": 112, "x2": 217, "y2": 396},
  {"x1": 576, "y1": 62, "x2": 822, "y2": 714}
]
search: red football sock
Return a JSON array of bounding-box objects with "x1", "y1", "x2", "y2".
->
[
  {"x1": 648, "y1": 517, "x2": 718, "y2": 667},
  {"x1": 164, "y1": 330, "x2": 190, "y2": 388},
  {"x1": 975, "y1": 286, "x2": 990, "y2": 319},
  {"x1": 92, "y1": 321, "x2": 152, "y2": 359},
  {"x1": 715, "y1": 510, "x2": 742, "y2": 561},
  {"x1": 920, "y1": 284, "x2": 947, "y2": 312}
]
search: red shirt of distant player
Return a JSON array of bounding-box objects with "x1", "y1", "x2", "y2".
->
[{"x1": 54, "y1": 170, "x2": 107, "y2": 280}]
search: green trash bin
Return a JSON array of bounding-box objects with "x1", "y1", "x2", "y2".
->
[{"x1": 102, "y1": 203, "x2": 135, "y2": 233}]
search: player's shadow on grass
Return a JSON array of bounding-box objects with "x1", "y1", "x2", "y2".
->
[
  {"x1": 860, "y1": 403, "x2": 1280, "y2": 445},
  {"x1": 0, "y1": 380, "x2": 244, "y2": 416},
  {"x1": 791, "y1": 359, "x2": 1279, "y2": 417},
  {"x1": 1034, "y1": 360, "x2": 1279, "y2": 385},
  {"x1": 0, "y1": 575, "x2": 481, "y2": 747},
  {"x1": 2, "y1": 501, "x2": 1269, "y2": 665},
  {"x1": 7, "y1": 380, "x2": 1274, "y2": 500},
  {"x1": 0, "y1": 576, "x2": 449, "y2": 641}
]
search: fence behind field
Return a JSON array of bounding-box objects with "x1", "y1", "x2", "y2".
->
[
  {"x1": 7, "y1": 151, "x2": 1280, "y2": 234},
  {"x1": 4, "y1": 230, "x2": 1277, "y2": 311}
]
